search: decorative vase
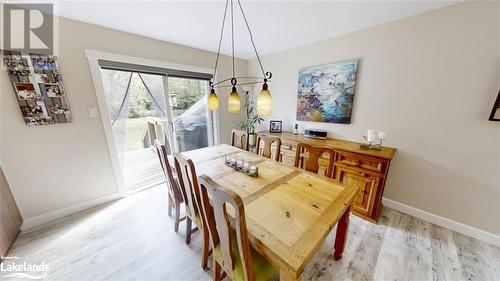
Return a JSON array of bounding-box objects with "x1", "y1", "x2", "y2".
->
[{"x1": 248, "y1": 133, "x2": 257, "y2": 146}]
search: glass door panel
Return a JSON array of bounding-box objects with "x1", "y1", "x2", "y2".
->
[
  {"x1": 167, "y1": 77, "x2": 211, "y2": 152},
  {"x1": 100, "y1": 69, "x2": 168, "y2": 193}
]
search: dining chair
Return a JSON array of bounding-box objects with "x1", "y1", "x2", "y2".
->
[
  {"x1": 255, "y1": 134, "x2": 281, "y2": 161},
  {"x1": 174, "y1": 153, "x2": 211, "y2": 270},
  {"x1": 197, "y1": 174, "x2": 277, "y2": 281},
  {"x1": 155, "y1": 140, "x2": 185, "y2": 233},
  {"x1": 294, "y1": 143, "x2": 335, "y2": 177},
  {"x1": 231, "y1": 129, "x2": 248, "y2": 151}
]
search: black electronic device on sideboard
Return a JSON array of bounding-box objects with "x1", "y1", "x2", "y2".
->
[{"x1": 304, "y1": 129, "x2": 328, "y2": 140}]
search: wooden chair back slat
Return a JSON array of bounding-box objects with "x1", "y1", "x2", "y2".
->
[
  {"x1": 174, "y1": 154, "x2": 202, "y2": 223},
  {"x1": 174, "y1": 154, "x2": 211, "y2": 269},
  {"x1": 231, "y1": 129, "x2": 249, "y2": 151},
  {"x1": 294, "y1": 143, "x2": 335, "y2": 177},
  {"x1": 256, "y1": 135, "x2": 281, "y2": 161},
  {"x1": 198, "y1": 175, "x2": 254, "y2": 281},
  {"x1": 155, "y1": 140, "x2": 182, "y2": 202}
]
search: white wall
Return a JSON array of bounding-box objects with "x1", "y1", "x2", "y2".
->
[
  {"x1": 248, "y1": 2, "x2": 500, "y2": 235},
  {"x1": 0, "y1": 16, "x2": 246, "y2": 222}
]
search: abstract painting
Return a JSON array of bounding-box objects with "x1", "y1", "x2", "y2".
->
[
  {"x1": 296, "y1": 59, "x2": 359, "y2": 124},
  {"x1": 3, "y1": 51, "x2": 72, "y2": 126}
]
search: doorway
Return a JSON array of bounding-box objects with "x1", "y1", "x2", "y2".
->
[{"x1": 92, "y1": 57, "x2": 216, "y2": 194}]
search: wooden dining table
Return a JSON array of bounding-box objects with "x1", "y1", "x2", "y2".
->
[{"x1": 174, "y1": 144, "x2": 358, "y2": 281}]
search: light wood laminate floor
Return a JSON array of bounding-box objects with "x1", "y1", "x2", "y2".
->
[
  {"x1": 123, "y1": 149, "x2": 165, "y2": 192},
  {"x1": 2, "y1": 185, "x2": 499, "y2": 281}
]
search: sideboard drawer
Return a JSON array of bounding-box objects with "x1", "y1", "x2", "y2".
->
[
  {"x1": 336, "y1": 151, "x2": 387, "y2": 173},
  {"x1": 280, "y1": 145, "x2": 295, "y2": 157},
  {"x1": 278, "y1": 140, "x2": 297, "y2": 167},
  {"x1": 280, "y1": 154, "x2": 295, "y2": 167},
  {"x1": 280, "y1": 139, "x2": 297, "y2": 153}
]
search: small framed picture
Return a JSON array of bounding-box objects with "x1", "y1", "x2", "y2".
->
[
  {"x1": 40, "y1": 83, "x2": 63, "y2": 98},
  {"x1": 14, "y1": 82, "x2": 38, "y2": 100},
  {"x1": 489, "y1": 90, "x2": 500, "y2": 121},
  {"x1": 269, "y1": 120, "x2": 282, "y2": 133}
]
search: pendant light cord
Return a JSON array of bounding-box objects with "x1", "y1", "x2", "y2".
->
[
  {"x1": 213, "y1": 0, "x2": 229, "y2": 81},
  {"x1": 231, "y1": 0, "x2": 235, "y2": 78},
  {"x1": 212, "y1": 0, "x2": 270, "y2": 86},
  {"x1": 237, "y1": 0, "x2": 266, "y2": 79}
]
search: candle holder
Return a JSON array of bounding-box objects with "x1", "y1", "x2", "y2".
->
[
  {"x1": 360, "y1": 135, "x2": 385, "y2": 151},
  {"x1": 224, "y1": 156, "x2": 259, "y2": 177}
]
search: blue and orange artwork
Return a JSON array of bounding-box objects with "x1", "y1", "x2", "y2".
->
[{"x1": 296, "y1": 59, "x2": 359, "y2": 124}]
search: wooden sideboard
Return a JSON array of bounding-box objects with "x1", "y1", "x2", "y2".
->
[{"x1": 256, "y1": 131, "x2": 396, "y2": 223}]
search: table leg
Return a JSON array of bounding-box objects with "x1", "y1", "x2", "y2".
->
[
  {"x1": 334, "y1": 204, "x2": 351, "y2": 260},
  {"x1": 279, "y1": 268, "x2": 300, "y2": 281}
]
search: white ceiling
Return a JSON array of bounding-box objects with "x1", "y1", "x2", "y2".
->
[{"x1": 40, "y1": 0, "x2": 458, "y2": 59}]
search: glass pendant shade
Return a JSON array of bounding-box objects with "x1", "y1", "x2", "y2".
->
[
  {"x1": 227, "y1": 86, "x2": 241, "y2": 114},
  {"x1": 257, "y1": 83, "x2": 272, "y2": 116},
  {"x1": 208, "y1": 89, "x2": 219, "y2": 111}
]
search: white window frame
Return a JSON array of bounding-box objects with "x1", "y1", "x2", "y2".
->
[{"x1": 85, "y1": 50, "x2": 219, "y2": 196}]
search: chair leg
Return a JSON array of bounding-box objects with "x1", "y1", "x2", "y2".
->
[
  {"x1": 202, "y1": 227, "x2": 210, "y2": 270},
  {"x1": 167, "y1": 195, "x2": 173, "y2": 217},
  {"x1": 213, "y1": 261, "x2": 221, "y2": 281},
  {"x1": 185, "y1": 217, "x2": 192, "y2": 244},
  {"x1": 174, "y1": 203, "x2": 181, "y2": 233}
]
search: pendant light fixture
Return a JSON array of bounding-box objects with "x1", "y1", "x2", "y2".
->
[
  {"x1": 208, "y1": 87, "x2": 219, "y2": 111},
  {"x1": 209, "y1": 0, "x2": 272, "y2": 116},
  {"x1": 227, "y1": 78, "x2": 241, "y2": 113},
  {"x1": 257, "y1": 76, "x2": 272, "y2": 116}
]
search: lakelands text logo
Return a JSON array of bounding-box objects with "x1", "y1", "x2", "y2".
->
[
  {"x1": 1, "y1": 256, "x2": 50, "y2": 280},
  {"x1": 2, "y1": 3, "x2": 54, "y2": 54}
]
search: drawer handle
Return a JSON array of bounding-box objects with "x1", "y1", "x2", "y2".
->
[
  {"x1": 353, "y1": 160, "x2": 362, "y2": 167},
  {"x1": 288, "y1": 145, "x2": 293, "y2": 150}
]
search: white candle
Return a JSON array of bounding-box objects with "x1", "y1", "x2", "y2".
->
[
  {"x1": 367, "y1": 129, "x2": 376, "y2": 137},
  {"x1": 367, "y1": 134, "x2": 375, "y2": 142},
  {"x1": 378, "y1": 131, "x2": 387, "y2": 140},
  {"x1": 249, "y1": 166, "x2": 257, "y2": 174}
]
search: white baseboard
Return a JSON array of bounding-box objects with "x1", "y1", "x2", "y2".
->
[
  {"x1": 19, "y1": 193, "x2": 500, "y2": 247},
  {"x1": 382, "y1": 197, "x2": 500, "y2": 247},
  {"x1": 21, "y1": 193, "x2": 123, "y2": 231}
]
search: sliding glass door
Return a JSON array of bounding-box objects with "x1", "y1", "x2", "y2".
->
[
  {"x1": 100, "y1": 69, "x2": 169, "y2": 192},
  {"x1": 98, "y1": 63, "x2": 215, "y2": 193}
]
